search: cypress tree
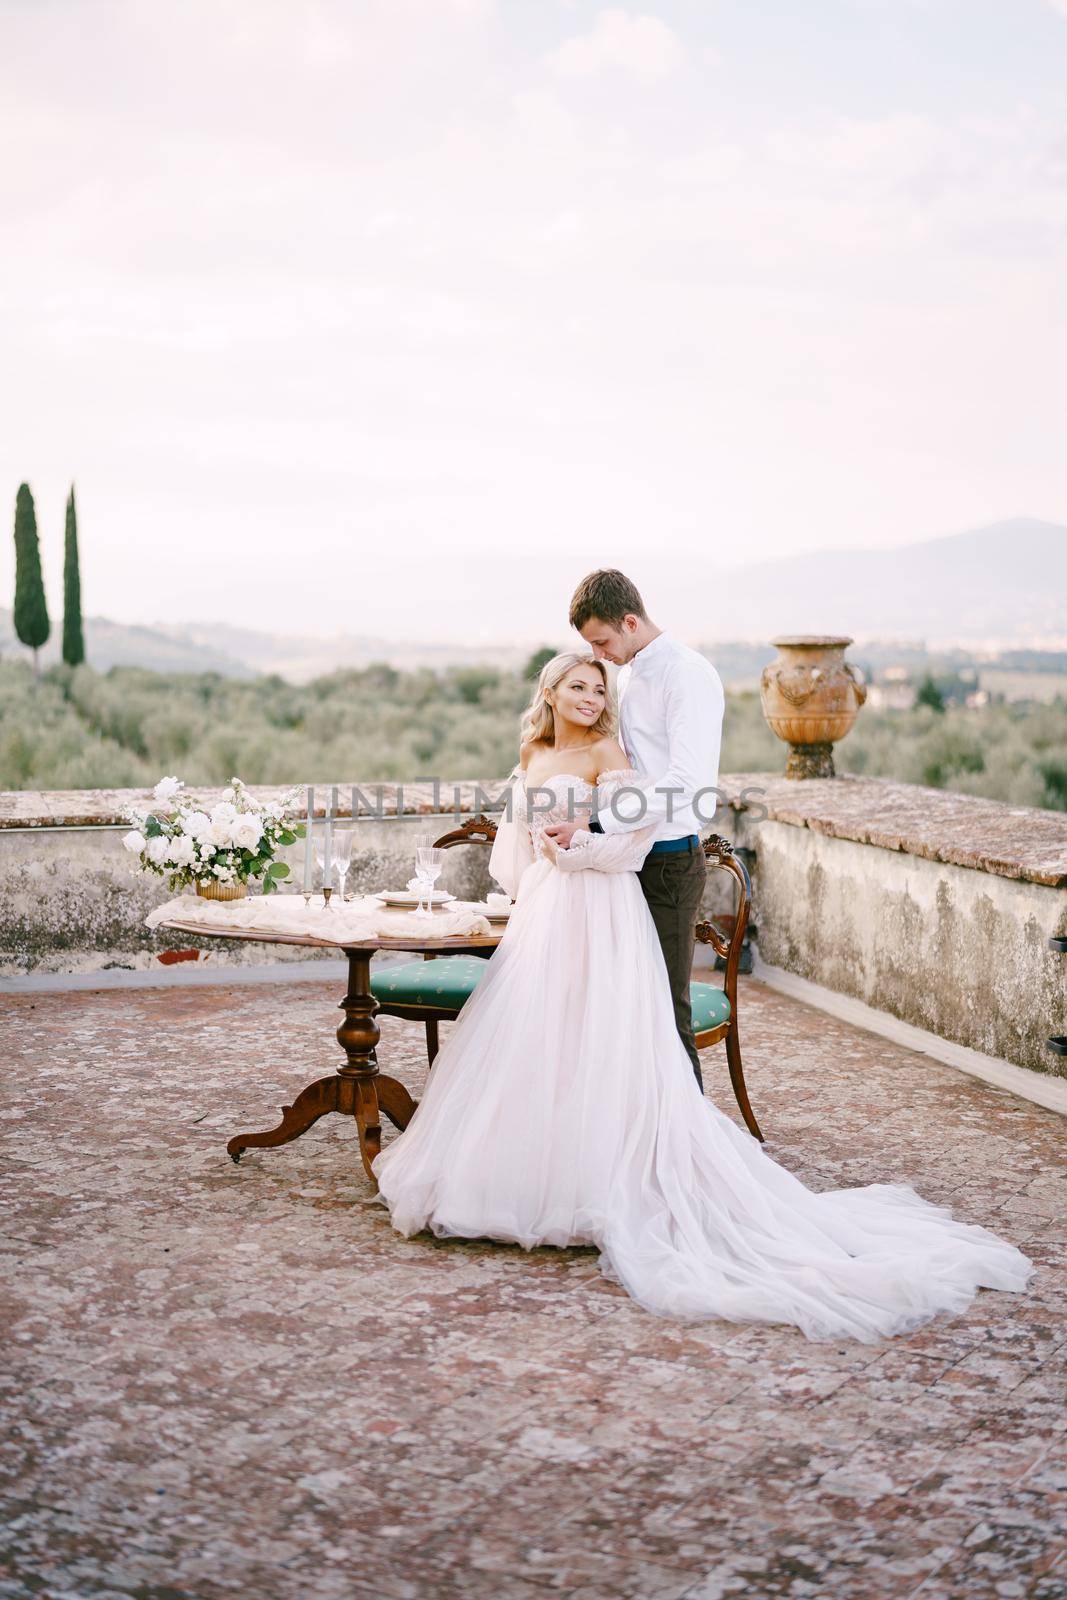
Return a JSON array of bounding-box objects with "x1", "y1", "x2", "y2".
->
[
  {"x1": 62, "y1": 484, "x2": 85, "y2": 667},
  {"x1": 13, "y1": 483, "x2": 50, "y2": 674}
]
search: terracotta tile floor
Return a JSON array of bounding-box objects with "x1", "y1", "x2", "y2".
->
[{"x1": 1, "y1": 977, "x2": 1064, "y2": 1600}]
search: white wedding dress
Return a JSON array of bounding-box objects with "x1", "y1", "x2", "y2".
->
[{"x1": 372, "y1": 769, "x2": 1035, "y2": 1344}]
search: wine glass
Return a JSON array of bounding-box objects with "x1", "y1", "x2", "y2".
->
[
  {"x1": 411, "y1": 834, "x2": 434, "y2": 895},
  {"x1": 413, "y1": 844, "x2": 444, "y2": 917},
  {"x1": 332, "y1": 829, "x2": 353, "y2": 902}
]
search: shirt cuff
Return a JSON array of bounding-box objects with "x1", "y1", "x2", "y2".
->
[{"x1": 588, "y1": 816, "x2": 604, "y2": 834}]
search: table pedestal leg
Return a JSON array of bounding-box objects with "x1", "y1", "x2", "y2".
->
[
  {"x1": 227, "y1": 1075, "x2": 342, "y2": 1164},
  {"x1": 336, "y1": 949, "x2": 383, "y2": 1179},
  {"x1": 227, "y1": 948, "x2": 417, "y2": 1184}
]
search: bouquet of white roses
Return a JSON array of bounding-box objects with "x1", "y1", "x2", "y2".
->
[{"x1": 122, "y1": 775, "x2": 305, "y2": 896}]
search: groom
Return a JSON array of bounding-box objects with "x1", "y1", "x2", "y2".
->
[{"x1": 545, "y1": 569, "x2": 725, "y2": 1093}]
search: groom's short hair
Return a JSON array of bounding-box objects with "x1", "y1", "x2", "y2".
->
[{"x1": 569, "y1": 569, "x2": 649, "y2": 631}]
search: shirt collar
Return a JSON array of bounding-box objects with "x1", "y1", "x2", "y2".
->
[{"x1": 628, "y1": 630, "x2": 671, "y2": 674}]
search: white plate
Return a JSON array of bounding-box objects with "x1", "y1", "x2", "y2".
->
[
  {"x1": 484, "y1": 906, "x2": 512, "y2": 922},
  {"x1": 375, "y1": 889, "x2": 455, "y2": 907}
]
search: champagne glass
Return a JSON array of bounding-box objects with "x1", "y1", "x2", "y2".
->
[
  {"x1": 413, "y1": 844, "x2": 444, "y2": 917},
  {"x1": 332, "y1": 829, "x2": 353, "y2": 902}
]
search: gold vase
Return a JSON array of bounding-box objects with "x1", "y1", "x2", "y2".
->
[
  {"x1": 195, "y1": 879, "x2": 249, "y2": 902},
  {"x1": 760, "y1": 635, "x2": 867, "y2": 779}
]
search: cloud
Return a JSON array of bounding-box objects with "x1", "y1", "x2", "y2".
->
[{"x1": 547, "y1": 8, "x2": 682, "y2": 83}]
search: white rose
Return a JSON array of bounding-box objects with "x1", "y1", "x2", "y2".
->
[
  {"x1": 167, "y1": 835, "x2": 196, "y2": 868},
  {"x1": 232, "y1": 817, "x2": 263, "y2": 851},
  {"x1": 198, "y1": 842, "x2": 215, "y2": 861},
  {"x1": 122, "y1": 830, "x2": 146, "y2": 855},
  {"x1": 209, "y1": 819, "x2": 234, "y2": 847},
  {"x1": 146, "y1": 836, "x2": 170, "y2": 866},
  {"x1": 183, "y1": 810, "x2": 210, "y2": 839},
  {"x1": 211, "y1": 801, "x2": 237, "y2": 825},
  {"x1": 153, "y1": 775, "x2": 184, "y2": 803}
]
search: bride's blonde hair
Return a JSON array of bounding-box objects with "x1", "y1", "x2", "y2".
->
[{"x1": 520, "y1": 652, "x2": 616, "y2": 748}]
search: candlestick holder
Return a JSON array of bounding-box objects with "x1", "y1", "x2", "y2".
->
[{"x1": 322, "y1": 886, "x2": 333, "y2": 910}]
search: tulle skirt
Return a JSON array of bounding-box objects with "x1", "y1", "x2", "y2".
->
[{"x1": 372, "y1": 858, "x2": 1035, "y2": 1343}]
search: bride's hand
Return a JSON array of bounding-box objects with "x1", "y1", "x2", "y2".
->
[{"x1": 540, "y1": 832, "x2": 559, "y2": 863}]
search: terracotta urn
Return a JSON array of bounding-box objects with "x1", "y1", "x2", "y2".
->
[{"x1": 759, "y1": 635, "x2": 867, "y2": 779}]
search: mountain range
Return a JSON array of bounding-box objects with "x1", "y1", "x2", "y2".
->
[
  {"x1": 696, "y1": 518, "x2": 1064, "y2": 644},
  {"x1": 1, "y1": 518, "x2": 1062, "y2": 681}
]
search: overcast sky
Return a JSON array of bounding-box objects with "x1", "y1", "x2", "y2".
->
[{"x1": 1, "y1": 0, "x2": 1065, "y2": 644}]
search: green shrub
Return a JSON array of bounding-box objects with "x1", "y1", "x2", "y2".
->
[{"x1": 0, "y1": 659, "x2": 1063, "y2": 811}]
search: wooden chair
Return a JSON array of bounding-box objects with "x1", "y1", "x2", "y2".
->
[
  {"x1": 692, "y1": 837, "x2": 762, "y2": 1141},
  {"x1": 370, "y1": 815, "x2": 499, "y2": 1069},
  {"x1": 369, "y1": 820, "x2": 763, "y2": 1141}
]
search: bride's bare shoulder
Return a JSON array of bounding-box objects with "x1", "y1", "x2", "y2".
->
[
  {"x1": 591, "y1": 737, "x2": 631, "y2": 779},
  {"x1": 519, "y1": 738, "x2": 542, "y2": 772}
]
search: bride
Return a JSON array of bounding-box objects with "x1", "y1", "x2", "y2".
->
[{"x1": 372, "y1": 652, "x2": 1035, "y2": 1343}]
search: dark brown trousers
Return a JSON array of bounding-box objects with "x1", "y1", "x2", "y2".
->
[{"x1": 638, "y1": 843, "x2": 707, "y2": 1093}]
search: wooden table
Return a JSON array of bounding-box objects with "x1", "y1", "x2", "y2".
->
[{"x1": 157, "y1": 911, "x2": 503, "y2": 1184}]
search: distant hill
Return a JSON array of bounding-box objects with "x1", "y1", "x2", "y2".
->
[
  {"x1": 0, "y1": 608, "x2": 531, "y2": 681},
  {"x1": 697, "y1": 518, "x2": 1066, "y2": 644},
  {"x1": 0, "y1": 609, "x2": 255, "y2": 677},
  {"x1": 154, "y1": 622, "x2": 530, "y2": 681}
]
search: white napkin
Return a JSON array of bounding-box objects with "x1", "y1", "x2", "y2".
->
[{"x1": 146, "y1": 892, "x2": 493, "y2": 943}]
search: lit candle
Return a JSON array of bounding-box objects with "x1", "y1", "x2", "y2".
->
[
  {"x1": 324, "y1": 785, "x2": 335, "y2": 892},
  {"x1": 303, "y1": 785, "x2": 314, "y2": 895}
]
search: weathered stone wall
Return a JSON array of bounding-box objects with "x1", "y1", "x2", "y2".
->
[
  {"x1": 0, "y1": 818, "x2": 499, "y2": 978},
  {"x1": 2, "y1": 775, "x2": 1064, "y2": 1079},
  {"x1": 730, "y1": 819, "x2": 1066, "y2": 1076},
  {"x1": 0, "y1": 819, "x2": 739, "y2": 978}
]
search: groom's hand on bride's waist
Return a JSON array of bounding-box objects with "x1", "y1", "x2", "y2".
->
[{"x1": 544, "y1": 821, "x2": 580, "y2": 850}]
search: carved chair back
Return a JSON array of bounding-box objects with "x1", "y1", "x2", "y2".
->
[
  {"x1": 694, "y1": 835, "x2": 750, "y2": 1017},
  {"x1": 432, "y1": 815, "x2": 499, "y2": 851}
]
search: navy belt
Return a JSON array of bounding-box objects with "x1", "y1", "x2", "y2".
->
[{"x1": 647, "y1": 835, "x2": 700, "y2": 855}]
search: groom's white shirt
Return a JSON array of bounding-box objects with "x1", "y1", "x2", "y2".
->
[{"x1": 597, "y1": 630, "x2": 724, "y2": 840}]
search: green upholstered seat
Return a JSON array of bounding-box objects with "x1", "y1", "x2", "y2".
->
[
  {"x1": 372, "y1": 956, "x2": 732, "y2": 1031},
  {"x1": 690, "y1": 981, "x2": 731, "y2": 1034},
  {"x1": 371, "y1": 955, "x2": 490, "y2": 1009}
]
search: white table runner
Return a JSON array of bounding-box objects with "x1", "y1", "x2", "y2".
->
[{"x1": 146, "y1": 892, "x2": 496, "y2": 943}]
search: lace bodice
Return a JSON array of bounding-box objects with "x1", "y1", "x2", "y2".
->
[
  {"x1": 488, "y1": 765, "x2": 663, "y2": 897},
  {"x1": 520, "y1": 773, "x2": 596, "y2": 862}
]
